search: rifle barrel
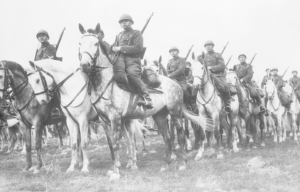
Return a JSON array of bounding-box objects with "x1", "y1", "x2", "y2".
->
[
  {"x1": 185, "y1": 45, "x2": 194, "y2": 60},
  {"x1": 141, "y1": 13, "x2": 153, "y2": 35},
  {"x1": 250, "y1": 53, "x2": 257, "y2": 65},
  {"x1": 220, "y1": 42, "x2": 229, "y2": 55},
  {"x1": 56, "y1": 27, "x2": 66, "y2": 52}
]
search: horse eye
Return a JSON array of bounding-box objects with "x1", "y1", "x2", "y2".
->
[{"x1": 36, "y1": 79, "x2": 40, "y2": 84}]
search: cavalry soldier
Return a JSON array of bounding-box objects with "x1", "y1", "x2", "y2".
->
[
  {"x1": 111, "y1": 13, "x2": 153, "y2": 109},
  {"x1": 167, "y1": 47, "x2": 190, "y2": 105},
  {"x1": 198, "y1": 40, "x2": 232, "y2": 112},
  {"x1": 271, "y1": 67, "x2": 293, "y2": 110},
  {"x1": 261, "y1": 68, "x2": 270, "y2": 89},
  {"x1": 233, "y1": 54, "x2": 265, "y2": 112},
  {"x1": 289, "y1": 70, "x2": 298, "y2": 89},
  {"x1": 35, "y1": 30, "x2": 56, "y2": 61}
]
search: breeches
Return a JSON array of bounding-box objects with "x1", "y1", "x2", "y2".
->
[{"x1": 212, "y1": 76, "x2": 229, "y2": 93}]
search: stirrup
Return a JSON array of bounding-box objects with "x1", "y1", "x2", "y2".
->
[{"x1": 51, "y1": 108, "x2": 61, "y2": 119}]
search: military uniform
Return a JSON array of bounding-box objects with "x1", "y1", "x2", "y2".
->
[
  {"x1": 35, "y1": 42, "x2": 56, "y2": 61},
  {"x1": 289, "y1": 76, "x2": 299, "y2": 88},
  {"x1": 233, "y1": 62, "x2": 264, "y2": 110},
  {"x1": 185, "y1": 66, "x2": 198, "y2": 113},
  {"x1": 261, "y1": 75, "x2": 269, "y2": 89},
  {"x1": 272, "y1": 73, "x2": 293, "y2": 108},
  {"x1": 198, "y1": 50, "x2": 231, "y2": 111},
  {"x1": 112, "y1": 16, "x2": 152, "y2": 108},
  {"x1": 167, "y1": 56, "x2": 190, "y2": 103}
]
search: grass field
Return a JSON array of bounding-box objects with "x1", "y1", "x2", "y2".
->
[{"x1": 0, "y1": 128, "x2": 300, "y2": 192}]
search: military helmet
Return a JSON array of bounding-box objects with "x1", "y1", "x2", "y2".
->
[
  {"x1": 265, "y1": 68, "x2": 269, "y2": 72},
  {"x1": 238, "y1": 54, "x2": 247, "y2": 59},
  {"x1": 36, "y1": 30, "x2": 49, "y2": 39},
  {"x1": 169, "y1": 46, "x2": 179, "y2": 53},
  {"x1": 204, "y1": 40, "x2": 214, "y2": 47},
  {"x1": 119, "y1": 14, "x2": 134, "y2": 24},
  {"x1": 271, "y1": 67, "x2": 278, "y2": 71},
  {"x1": 292, "y1": 70, "x2": 298, "y2": 73}
]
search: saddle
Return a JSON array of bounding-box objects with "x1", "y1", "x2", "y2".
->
[{"x1": 116, "y1": 67, "x2": 163, "y2": 95}]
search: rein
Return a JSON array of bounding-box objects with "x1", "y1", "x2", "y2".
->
[{"x1": 265, "y1": 84, "x2": 280, "y2": 113}]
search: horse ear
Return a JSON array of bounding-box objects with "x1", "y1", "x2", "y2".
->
[
  {"x1": 95, "y1": 23, "x2": 101, "y2": 34},
  {"x1": 79, "y1": 23, "x2": 86, "y2": 34},
  {"x1": 159, "y1": 56, "x2": 162, "y2": 63},
  {"x1": 29, "y1": 61, "x2": 36, "y2": 70}
]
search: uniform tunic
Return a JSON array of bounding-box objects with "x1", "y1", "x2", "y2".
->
[
  {"x1": 35, "y1": 42, "x2": 56, "y2": 61},
  {"x1": 289, "y1": 76, "x2": 299, "y2": 88}
]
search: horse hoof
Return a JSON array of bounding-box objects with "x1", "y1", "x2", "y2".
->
[
  {"x1": 131, "y1": 165, "x2": 138, "y2": 171},
  {"x1": 160, "y1": 167, "x2": 167, "y2": 172},
  {"x1": 106, "y1": 170, "x2": 113, "y2": 176},
  {"x1": 178, "y1": 165, "x2": 186, "y2": 171},
  {"x1": 81, "y1": 168, "x2": 89, "y2": 173},
  {"x1": 186, "y1": 140, "x2": 192, "y2": 151},
  {"x1": 29, "y1": 166, "x2": 37, "y2": 172},
  {"x1": 233, "y1": 148, "x2": 239, "y2": 153},
  {"x1": 194, "y1": 155, "x2": 202, "y2": 161},
  {"x1": 261, "y1": 143, "x2": 265, "y2": 147},
  {"x1": 109, "y1": 173, "x2": 120, "y2": 182},
  {"x1": 126, "y1": 162, "x2": 132, "y2": 169},
  {"x1": 66, "y1": 167, "x2": 75, "y2": 173},
  {"x1": 171, "y1": 154, "x2": 177, "y2": 160},
  {"x1": 6, "y1": 150, "x2": 11, "y2": 154}
]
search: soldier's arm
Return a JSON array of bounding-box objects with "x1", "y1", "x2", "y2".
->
[
  {"x1": 42, "y1": 45, "x2": 56, "y2": 60},
  {"x1": 169, "y1": 59, "x2": 186, "y2": 78},
  {"x1": 294, "y1": 78, "x2": 300, "y2": 90},
  {"x1": 276, "y1": 76, "x2": 284, "y2": 89},
  {"x1": 210, "y1": 53, "x2": 225, "y2": 73},
  {"x1": 261, "y1": 77, "x2": 266, "y2": 88},
  {"x1": 120, "y1": 31, "x2": 143, "y2": 55},
  {"x1": 241, "y1": 65, "x2": 254, "y2": 82}
]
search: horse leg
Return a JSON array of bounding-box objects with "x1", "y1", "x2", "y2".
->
[
  {"x1": 7, "y1": 127, "x2": 17, "y2": 153},
  {"x1": 55, "y1": 122, "x2": 64, "y2": 148},
  {"x1": 153, "y1": 109, "x2": 172, "y2": 172},
  {"x1": 230, "y1": 113, "x2": 239, "y2": 153},
  {"x1": 24, "y1": 127, "x2": 32, "y2": 171},
  {"x1": 172, "y1": 116, "x2": 187, "y2": 171},
  {"x1": 169, "y1": 117, "x2": 177, "y2": 159},
  {"x1": 258, "y1": 113, "x2": 266, "y2": 146},
  {"x1": 79, "y1": 117, "x2": 90, "y2": 173},
  {"x1": 123, "y1": 120, "x2": 138, "y2": 170},
  {"x1": 194, "y1": 125, "x2": 206, "y2": 161},
  {"x1": 250, "y1": 116, "x2": 257, "y2": 149},
  {"x1": 66, "y1": 118, "x2": 79, "y2": 173},
  {"x1": 30, "y1": 121, "x2": 44, "y2": 174},
  {"x1": 192, "y1": 123, "x2": 200, "y2": 150}
]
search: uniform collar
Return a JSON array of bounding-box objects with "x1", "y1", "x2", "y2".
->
[
  {"x1": 207, "y1": 50, "x2": 215, "y2": 54},
  {"x1": 124, "y1": 26, "x2": 133, "y2": 32},
  {"x1": 240, "y1": 62, "x2": 247, "y2": 65},
  {"x1": 41, "y1": 41, "x2": 50, "y2": 47},
  {"x1": 172, "y1": 55, "x2": 179, "y2": 60}
]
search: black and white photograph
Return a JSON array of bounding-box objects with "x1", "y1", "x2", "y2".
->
[{"x1": 0, "y1": 0, "x2": 300, "y2": 191}]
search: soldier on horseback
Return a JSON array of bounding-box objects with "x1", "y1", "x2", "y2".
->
[
  {"x1": 289, "y1": 70, "x2": 299, "y2": 89},
  {"x1": 167, "y1": 47, "x2": 190, "y2": 106},
  {"x1": 233, "y1": 54, "x2": 265, "y2": 112},
  {"x1": 198, "y1": 40, "x2": 232, "y2": 112},
  {"x1": 271, "y1": 67, "x2": 293, "y2": 110},
  {"x1": 35, "y1": 30, "x2": 56, "y2": 61},
  {"x1": 112, "y1": 13, "x2": 153, "y2": 109}
]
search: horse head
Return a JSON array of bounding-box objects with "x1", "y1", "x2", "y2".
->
[
  {"x1": 78, "y1": 23, "x2": 102, "y2": 73},
  {"x1": 191, "y1": 53, "x2": 208, "y2": 88},
  {"x1": 265, "y1": 78, "x2": 276, "y2": 100},
  {"x1": 226, "y1": 71, "x2": 238, "y2": 86},
  {"x1": 28, "y1": 61, "x2": 55, "y2": 105}
]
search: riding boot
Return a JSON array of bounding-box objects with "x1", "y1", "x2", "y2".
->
[
  {"x1": 256, "y1": 95, "x2": 265, "y2": 112},
  {"x1": 223, "y1": 91, "x2": 232, "y2": 113},
  {"x1": 130, "y1": 77, "x2": 153, "y2": 109}
]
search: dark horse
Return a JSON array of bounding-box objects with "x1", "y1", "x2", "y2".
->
[{"x1": 0, "y1": 61, "x2": 65, "y2": 173}]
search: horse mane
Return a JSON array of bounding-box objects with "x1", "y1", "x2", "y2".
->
[
  {"x1": 2, "y1": 60, "x2": 28, "y2": 78},
  {"x1": 34, "y1": 60, "x2": 76, "y2": 74}
]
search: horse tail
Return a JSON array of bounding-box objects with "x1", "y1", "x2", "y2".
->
[{"x1": 181, "y1": 104, "x2": 214, "y2": 131}]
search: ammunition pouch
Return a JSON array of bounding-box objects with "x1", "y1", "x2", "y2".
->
[{"x1": 142, "y1": 67, "x2": 161, "y2": 88}]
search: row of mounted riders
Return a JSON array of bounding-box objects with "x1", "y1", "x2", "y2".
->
[{"x1": 0, "y1": 13, "x2": 299, "y2": 179}]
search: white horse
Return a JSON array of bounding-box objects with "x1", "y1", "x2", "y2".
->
[
  {"x1": 265, "y1": 78, "x2": 286, "y2": 142},
  {"x1": 27, "y1": 59, "x2": 145, "y2": 173}
]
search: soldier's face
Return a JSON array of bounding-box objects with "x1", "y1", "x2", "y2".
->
[
  {"x1": 120, "y1": 20, "x2": 132, "y2": 29},
  {"x1": 37, "y1": 34, "x2": 48, "y2": 43},
  {"x1": 205, "y1": 45, "x2": 214, "y2": 52},
  {"x1": 272, "y1": 70, "x2": 278, "y2": 75},
  {"x1": 170, "y1": 50, "x2": 179, "y2": 57},
  {"x1": 293, "y1": 72, "x2": 297, "y2": 77},
  {"x1": 239, "y1": 56, "x2": 246, "y2": 62}
]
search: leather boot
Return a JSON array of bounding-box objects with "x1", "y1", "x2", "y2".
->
[
  {"x1": 131, "y1": 77, "x2": 153, "y2": 109},
  {"x1": 223, "y1": 91, "x2": 232, "y2": 113}
]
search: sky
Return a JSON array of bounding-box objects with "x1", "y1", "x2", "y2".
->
[{"x1": 1, "y1": 0, "x2": 300, "y2": 83}]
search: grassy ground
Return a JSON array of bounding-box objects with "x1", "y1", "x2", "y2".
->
[{"x1": 0, "y1": 129, "x2": 300, "y2": 192}]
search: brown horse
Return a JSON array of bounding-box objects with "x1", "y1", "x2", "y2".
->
[{"x1": 78, "y1": 23, "x2": 211, "y2": 181}]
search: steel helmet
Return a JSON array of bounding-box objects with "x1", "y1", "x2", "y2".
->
[
  {"x1": 36, "y1": 30, "x2": 49, "y2": 39},
  {"x1": 292, "y1": 70, "x2": 298, "y2": 73},
  {"x1": 119, "y1": 14, "x2": 134, "y2": 24},
  {"x1": 204, "y1": 40, "x2": 214, "y2": 47},
  {"x1": 238, "y1": 54, "x2": 247, "y2": 59},
  {"x1": 271, "y1": 67, "x2": 278, "y2": 71},
  {"x1": 169, "y1": 46, "x2": 179, "y2": 53}
]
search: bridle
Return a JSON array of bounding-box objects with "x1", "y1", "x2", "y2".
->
[
  {"x1": 33, "y1": 66, "x2": 56, "y2": 99},
  {"x1": 264, "y1": 81, "x2": 280, "y2": 112}
]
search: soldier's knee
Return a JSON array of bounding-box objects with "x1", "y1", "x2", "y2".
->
[{"x1": 114, "y1": 71, "x2": 126, "y2": 83}]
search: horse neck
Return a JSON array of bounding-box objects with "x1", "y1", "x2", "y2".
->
[
  {"x1": 11, "y1": 72, "x2": 33, "y2": 106},
  {"x1": 50, "y1": 70, "x2": 72, "y2": 95},
  {"x1": 269, "y1": 84, "x2": 280, "y2": 105},
  {"x1": 236, "y1": 77, "x2": 247, "y2": 99},
  {"x1": 93, "y1": 48, "x2": 114, "y2": 93},
  {"x1": 200, "y1": 68, "x2": 214, "y2": 96}
]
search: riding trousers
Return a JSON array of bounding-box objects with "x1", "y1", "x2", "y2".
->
[{"x1": 113, "y1": 54, "x2": 150, "y2": 98}]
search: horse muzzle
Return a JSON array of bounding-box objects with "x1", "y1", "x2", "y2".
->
[{"x1": 80, "y1": 63, "x2": 92, "y2": 73}]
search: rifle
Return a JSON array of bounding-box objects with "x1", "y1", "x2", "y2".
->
[
  {"x1": 55, "y1": 27, "x2": 66, "y2": 61},
  {"x1": 282, "y1": 67, "x2": 289, "y2": 78},
  {"x1": 220, "y1": 42, "x2": 229, "y2": 55},
  {"x1": 140, "y1": 13, "x2": 154, "y2": 59},
  {"x1": 185, "y1": 45, "x2": 194, "y2": 60},
  {"x1": 225, "y1": 55, "x2": 233, "y2": 67},
  {"x1": 249, "y1": 53, "x2": 257, "y2": 65}
]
